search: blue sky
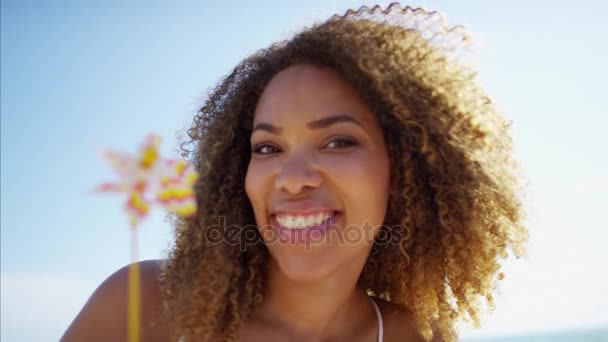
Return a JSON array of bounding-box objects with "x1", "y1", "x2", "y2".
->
[{"x1": 2, "y1": 0, "x2": 607, "y2": 340}]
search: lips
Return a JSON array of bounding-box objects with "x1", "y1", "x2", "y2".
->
[
  {"x1": 271, "y1": 207, "x2": 340, "y2": 216},
  {"x1": 270, "y1": 211, "x2": 341, "y2": 245},
  {"x1": 274, "y1": 211, "x2": 333, "y2": 229}
]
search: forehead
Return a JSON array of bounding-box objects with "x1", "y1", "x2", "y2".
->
[{"x1": 253, "y1": 64, "x2": 375, "y2": 126}]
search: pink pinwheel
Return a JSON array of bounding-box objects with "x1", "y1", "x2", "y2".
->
[
  {"x1": 96, "y1": 133, "x2": 198, "y2": 228},
  {"x1": 95, "y1": 133, "x2": 198, "y2": 342}
]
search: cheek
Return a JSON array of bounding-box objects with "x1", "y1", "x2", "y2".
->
[
  {"x1": 327, "y1": 151, "x2": 390, "y2": 224},
  {"x1": 245, "y1": 162, "x2": 271, "y2": 221}
]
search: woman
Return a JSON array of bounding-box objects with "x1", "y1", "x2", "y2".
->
[{"x1": 62, "y1": 3, "x2": 528, "y2": 342}]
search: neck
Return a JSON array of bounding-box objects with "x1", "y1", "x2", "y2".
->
[{"x1": 254, "y1": 257, "x2": 373, "y2": 340}]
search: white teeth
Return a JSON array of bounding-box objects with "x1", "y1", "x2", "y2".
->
[{"x1": 276, "y1": 212, "x2": 332, "y2": 229}]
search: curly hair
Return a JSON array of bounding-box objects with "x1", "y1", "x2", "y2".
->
[{"x1": 157, "y1": 4, "x2": 529, "y2": 342}]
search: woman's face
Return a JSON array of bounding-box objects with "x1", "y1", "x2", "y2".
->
[{"x1": 245, "y1": 64, "x2": 391, "y2": 283}]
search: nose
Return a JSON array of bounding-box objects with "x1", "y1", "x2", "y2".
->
[{"x1": 274, "y1": 151, "x2": 322, "y2": 195}]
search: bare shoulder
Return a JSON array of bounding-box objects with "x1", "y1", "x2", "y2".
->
[
  {"x1": 375, "y1": 298, "x2": 454, "y2": 342},
  {"x1": 60, "y1": 259, "x2": 171, "y2": 342}
]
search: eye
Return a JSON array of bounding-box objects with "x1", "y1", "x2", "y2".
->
[
  {"x1": 324, "y1": 137, "x2": 358, "y2": 150},
  {"x1": 251, "y1": 137, "x2": 358, "y2": 155},
  {"x1": 252, "y1": 143, "x2": 280, "y2": 155}
]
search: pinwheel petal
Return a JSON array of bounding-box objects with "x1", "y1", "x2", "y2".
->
[
  {"x1": 98, "y1": 148, "x2": 140, "y2": 178},
  {"x1": 96, "y1": 181, "x2": 131, "y2": 193},
  {"x1": 125, "y1": 191, "x2": 151, "y2": 227},
  {"x1": 138, "y1": 134, "x2": 162, "y2": 170}
]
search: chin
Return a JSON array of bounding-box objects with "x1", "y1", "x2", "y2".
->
[
  {"x1": 281, "y1": 263, "x2": 336, "y2": 284},
  {"x1": 269, "y1": 249, "x2": 339, "y2": 284}
]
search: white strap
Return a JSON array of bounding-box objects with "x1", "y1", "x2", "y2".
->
[{"x1": 369, "y1": 297, "x2": 384, "y2": 342}]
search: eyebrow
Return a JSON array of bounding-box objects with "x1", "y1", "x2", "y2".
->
[{"x1": 251, "y1": 113, "x2": 365, "y2": 134}]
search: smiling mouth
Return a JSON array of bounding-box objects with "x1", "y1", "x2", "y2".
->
[
  {"x1": 273, "y1": 211, "x2": 337, "y2": 230},
  {"x1": 270, "y1": 211, "x2": 342, "y2": 244}
]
